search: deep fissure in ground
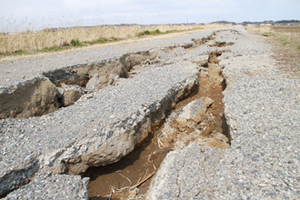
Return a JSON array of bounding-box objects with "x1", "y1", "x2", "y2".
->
[
  {"x1": 0, "y1": 31, "x2": 224, "y2": 119},
  {"x1": 0, "y1": 50, "x2": 158, "y2": 119},
  {"x1": 0, "y1": 30, "x2": 235, "y2": 199},
  {"x1": 84, "y1": 51, "x2": 231, "y2": 200}
]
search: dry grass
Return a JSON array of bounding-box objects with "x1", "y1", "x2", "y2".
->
[
  {"x1": 246, "y1": 25, "x2": 300, "y2": 76},
  {"x1": 0, "y1": 25, "x2": 202, "y2": 54},
  {"x1": 246, "y1": 25, "x2": 300, "y2": 50},
  {"x1": 0, "y1": 23, "x2": 232, "y2": 59}
]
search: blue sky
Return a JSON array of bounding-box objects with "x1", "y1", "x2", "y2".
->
[{"x1": 1, "y1": 0, "x2": 300, "y2": 32}]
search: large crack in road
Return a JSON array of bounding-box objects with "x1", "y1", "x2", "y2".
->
[
  {"x1": 84, "y1": 38, "x2": 233, "y2": 199},
  {"x1": 1, "y1": 28, "x2": 239, "y2": 199},
  {"x1": 2, "y1": 26, "x2": 299, "y2": 200}
]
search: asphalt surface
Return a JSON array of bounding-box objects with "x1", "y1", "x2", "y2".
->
[
  {"x1": 1, "y1": 27, "x2": 299, "y2": 199},
  {"x1": 148, "y1": 28, "x2": 300, "y2": 200}
]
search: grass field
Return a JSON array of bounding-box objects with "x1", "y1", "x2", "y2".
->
[
  {"x1": 0, "y1": 24, "x2": 203, "y2": 57},
  {"x1": 246, "y1": 25, "x2": 300, "y2": 50},
  {"x1": 0, "y1": 24, "x2": 232, "y2": 60},
  {"x1": 246, "y1": 25, "x2": 300, "y2": 76}
]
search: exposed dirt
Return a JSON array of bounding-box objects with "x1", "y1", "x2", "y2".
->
[
  {"x1": 269, "y1": 38, "x2": 300, "y2": 78},
  {"x1": 84, "y1": 51, "x2": 230, "y2": 200},
  {"x1": 209, "y1": 41, "x2": 235, "y2": 47},
  {"x1": 0, "y1": 78, "x2": 58, "y2": 119},
  {"x1": 246, "y1": 25, "x2": 300, "y2": 78},
  {"x1": 0, "y1": 51, "x2": 158, "y2": 119},
  {"x1": 84, "y1": 122, "x2": 169, "y2": 200},
  {"x1": 271, "y1": 26, "x2": 300, "y2": 32},
  {"x1": 174, "y1": 51, "x2": 231, "y2": 145}
]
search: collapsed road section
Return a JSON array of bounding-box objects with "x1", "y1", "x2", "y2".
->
[
  {"x1": 0, "y1": 61, "x2": 199, "y2": 197},
  {"x1": 147, "y1": 29, "x2": 300, "y2": 199},
  {"x1": 85, "y1": 48, "x2": 231, "y2": 199},
  {"x1": 0, "y1": 28, "x2": 219, "y2": 119},
  {"x1": 1, "y1": 28, "x2": 241, "y2": 199}
]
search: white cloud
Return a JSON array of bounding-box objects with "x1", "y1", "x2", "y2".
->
[{"x1": 0, "y1": 0, "x2": 299, "y2": 31}]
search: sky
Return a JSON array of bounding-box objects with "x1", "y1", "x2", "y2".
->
[{"x1": 1, "y1": 0, "x2": 300, "y2": 32}]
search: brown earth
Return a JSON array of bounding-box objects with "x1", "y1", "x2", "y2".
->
[
  {"x1": 269, "y1": 37, "x2": 300, "y2": 78},
  {"x1": 271, "y1": 26, "x2": 300, "y2": 32},
  {"x1": 246, "y1": 25, "x2": 300, "y2": 77},
  {"x1": 84, "y1": 51, "x2": 230, "y2": 199}
]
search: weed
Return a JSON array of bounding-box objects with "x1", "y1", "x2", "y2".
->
[
  {"x1": 85, "y1": 37, "x2": 121, "y2": 45},
  {"x1": 138, "y1": 30, "x2": 151, "y2": 36},
  {"x1": 248, "y1": 26, "x2": 300, "y2": 51},
  {"x1": 70, "y1": 39, "x2": 81, "y2": 46},
  {"x1": 144, "y1": 30, "x2": 151, "y2": 35},
  {"x1": 0, "y1": 49, "x2": 27, "y2": 58},
  {"x1": 154, "y1": 29, "x2": 161, "y2": 34},
  {"x1": 0, "y1": 23, "x2": 224, "y2": 59},
  {"x1": 36, "y1": 45, "x2": 72, "y2": 53},
  {"x1": 13, "y1": 50, "x2": 26, "y2": 55},
  {"x1": 137, "y1": 29, "x2": 176, "y2": 36},
  {"x1": 165, "y1": 30, "x2": 180, "y2": 34},
  {"x1": 262, "y1": 32, "x2": 275, "y2": 37}
]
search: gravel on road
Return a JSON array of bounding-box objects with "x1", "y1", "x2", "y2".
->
[
  {"x1": 147, "y1": 27, "x2": 300, "y2": 199},
  {"x1": 1, "y1": 26, "x2": 299, "y2": 199}
]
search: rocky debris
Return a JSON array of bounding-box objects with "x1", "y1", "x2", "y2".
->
[
  {"x1": 0, "y1": 77, "x2": 58, "y2": 119},
  {"x1": 213, "y1": 29, "x2": 300, "y2": 199},
  {"x1": 1, "y1": 46, "x2": 207, "y2": 120},
  {"x1": 56, "y1": 87, "x2": 64, "y2": 98},
  {"x1": 3, "y1": 28, "x2": 285, "y2": 199},
  {"x1": 192, "y1": 55, "x2": 209, "y2": 68},
  {"x1": 208, "y1": 29, "x2": 239, "y2": 47},
  {"x1": 0, "y1": 29, "x2": 225, "y2": 120},
  {"x1": 0, "y1": 30, "x2": 218, "y2": 90},
  {"x1": 85, "y1": 73, "x2": 99, "y2": 91},
  {"x1": 147, "y1": 27, "x2": 300, "y2": 199},
  {"x1": 147, "y1": 143, "x2": 223, "y2": 199},
  {"x1": 60, "y1": 62, "x2": 199, "y2": 175},
  {"x1": 177, "y1": 98, "x2": 211, "y2": 123},
  {"x1": 0, "y1": 60, "x2": 199, "y2": 196},
  {"x1": 192, "y1": 33, "x2": 216, "y2": 45},
  {"x1": 3, "y1": 172, "x2": 89, "y2": 200},
  {"x1": 157, "y1": 47, "x2": 187, "y2": 64},
  {"x1": 61, "y1": 83, "x2": 84, "y2": 107},
  {"x1": 158, "y1": 97, "x2": 229, "y2": 150},
  {"x1": 0, "y1": 28, "x2": 237, "y2": 198}
]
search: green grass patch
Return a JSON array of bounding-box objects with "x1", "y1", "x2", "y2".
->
[
  {"x1": 262, "y1": 32, "x2": 275, "y2": 37},
  {"x1": 85, "y1": 37, "x2": 122, "y2": 45},
  {"x1": 275, "y1": 37, "x2": 299, "y2": 49},
  {"x1": 282, "y1": 41, "x2": 292, "y2": 45},
  {"x1": 1, "y1": 27, "x2": 203, "y2": 59},
  {"x1": 0, "y1": 37, "x2": 123, "y2": 58},
  {"x1": 13, "y1": 50, "x2": 26, "y2": 55},
  {"x1": 70, "y1": 39, "x2": 82, "y2": 46},
  {"x1": 165, "y1": 30, "x2": 180, "y2": 34},
  {"x1": 138, "y1": 29, "x2": 165, "y2": 36},
  {"x1": 137, "y1": 27, "x2": 202, "y2": 37},
  {"x1": 36, "y1": 45, "x2": 73, "y2": 53},
  {"x1": 0, "y1": 50, "x2": 28, "y2": 58},
  {"x1": 144, "y1": 30, "x2": 151, "y2": 35}
]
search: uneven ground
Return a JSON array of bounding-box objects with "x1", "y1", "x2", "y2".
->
[
  {"x1": 0, "y1": 26, "x2": 299, "y2": 200},
  {"x1": 148, "y1": 28, "x2": 300, "y2": 199},
  {"x1": 85, "y1": 54, "x2": 230, "y2": 199}
]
